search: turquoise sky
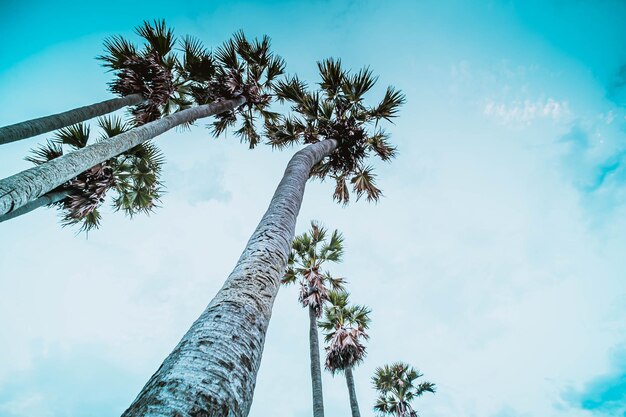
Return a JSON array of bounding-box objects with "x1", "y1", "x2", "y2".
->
[{"x1": 1, "y1": 1, "x2": 626, "y2": 417}]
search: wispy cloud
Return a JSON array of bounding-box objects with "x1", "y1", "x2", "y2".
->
[{"x1": 484, "y1": 98, "x2": 570, "y2": 125}]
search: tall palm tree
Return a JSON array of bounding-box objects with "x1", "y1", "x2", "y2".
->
[
  {"x1": 319, "y1": 291, "x2": 371, "y2": 417},
  {"x1": 121, "y1": 61, "x2": 404, "y2": 416},
  {"x1": 0, "y1": 32, "x2": 284, "y2": 218},
  {"x1": 372, "y1": 363, "x2": 436, "y2": 417},
  {"x1": 282, "y1": 221, "x2": 346, "y2": 417},
  {"x1": 0, "y1": 20, "x2": 185, "y2": 145},
  {"x1": 0, "y1": 117, "x2": 165, "y2": 231}
]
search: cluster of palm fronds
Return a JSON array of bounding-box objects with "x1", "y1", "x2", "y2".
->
[
  {"x1": 266, "y1": 58, "x2": 406, "y2": 204},
  {"x1": 319, "y1": 290, "x2": 371, "y2": 373},
  {"x1": 100, "y1": 21, "x2": 285, "y2": 142},
  {"x1": 282, "y1": 221, "x2": 345, "y2": 316},
  {"x1": 372, "y1": 362, "x2": 436, "y2": 417},
  {"x1": 27, "y1": 117, "x2": 164, "y2": 232}
]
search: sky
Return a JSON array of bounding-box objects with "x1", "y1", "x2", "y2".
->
[{"x1": 1, "y1": 1, "x2": 626, "y2": 416}]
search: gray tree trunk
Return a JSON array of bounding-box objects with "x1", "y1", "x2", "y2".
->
[
  {"x1": 344, "y1": 366, "x2": 361, "y2": 417},
  {"x1": 309, "y1": 305, "x2": 325, "y2": 417},
  {"x1": 0, "y1": 93, "x2": 144, "y2": 145},
  {"x1": 0, "y1": 96, "x2": 245, "y2": 217},
  {"x1": 0, "y1": 190, "x2": 69, "y2": 223},
  {"x1": 122, "y1": 138, "x2": 339, "y2": 417}
]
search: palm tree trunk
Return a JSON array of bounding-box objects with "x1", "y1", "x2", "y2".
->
[
  {"x1": 0, "y1": 93, "x2": 144, "y2": 145},
  {"x1": 0, "y1": 96, "x2": 245, "y2": 217},
  {"x1": 122, "y1": 138, "x2": 339, "y2": 417},
  {"x1": 0, "y1": 190, "x2": 69, "y2": 223},
  {"x1": 344, "y1": 366, "x2": 361, "y2": 417},
  {"x1": 309, "y1": 305, "x2": 325, "y2": 417}
]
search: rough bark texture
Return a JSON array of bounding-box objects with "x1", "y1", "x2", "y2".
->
[
  {"x1": 0, "y1": 94, "x2": 144, "y2": 145},
  {"x1": 345, "y1": 366, "x2": 361, "y2": 417},
  {"x1": 0, "y1": 97, "x2": 245, "y2": 217},
  {"x1": 309, "y1": 305, "x2": 325, "y2": 417},
  {"x1": 0, "y1": 190, "x2": 69, "y2": 223},
  {"x1": 122, "y1": 138, "x2": 339, "y2": 417}
]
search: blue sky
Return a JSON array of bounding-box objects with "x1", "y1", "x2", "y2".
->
[{"x1": 1, "y1": 1, "x2": 626, "y2": 416}]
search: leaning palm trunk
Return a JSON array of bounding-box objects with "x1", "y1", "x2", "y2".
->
[
  {"x1": 309, "y1": 305, "x2": 325, "y2": 417},
  {"x1": 344, "y1": 366, "x2": 361, "y2": 417},
  {"x1": 122, "y1": 138, "x2": 339, "y2": 417},
  {"x1": 0, "y1": 190, "x2": 69, "y2": 223},
  {"x1": 0, "y1": 93, "x2": 144, "y2": 145},
  {"x1": 0, "y1": 96, "x2": 245, "y2": 217}
]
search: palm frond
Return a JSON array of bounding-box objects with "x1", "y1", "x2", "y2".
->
[
  {"x1": 370, "y1": 86, "x2": 406, "y2": 122},
  {"x1": 98, "y1": 35, "x2": 137, "y2": 70},
  {"x1": 26, "y1": 140, "x2": 63, "y2": 165},
  {"x1": 318, "y1": 58, "x2": 345, "y2": 99},
  {"x1": 135, "y1": 19, "x2": 175, "y2": 57},
  {"x1": 54, "y1": 123, "x2": 90, "y2": 149},
  {"x1": 351, "y1": 166, "x2": 382, "y2": 202}
]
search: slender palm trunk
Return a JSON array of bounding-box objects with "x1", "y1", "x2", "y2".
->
[
  {"x1": 309, "y1": 305, "x2": 325, "y2": 417},
  {"x1": 122, "y1": 138, "x2": 339, "y2": 417},
  {"x1": 0, "y1": 190, "x2": 69, "y2": 223},
  {"x1": 0, "y1": 93, "x2": 144, "y2": 145},
  {"x1": 0, "y1": 96, "x2": 245, "y2": 217},
  {"x1": 344, "y1": 366, "x2": 361, "y2": 417}
]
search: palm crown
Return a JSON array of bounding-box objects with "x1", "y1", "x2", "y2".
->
[
  {"x1": 318, "y1": 290, "x2": 371, "y2": 373},
  {"x1": 266, "y1": 58, "x2": 405, "y2": 204},
  {"x1": 27, "y1": 117, "x2": 163, "y2": 232},
  {"x1": 191, "y1": 31, "x2": 286, "y2": 148},
  {"x1": 99, "y1": 21, "x2": 285, "y2": 141},
  {"x1": 282, "y1": 221, "x2": 346, "y2": 316},
  {"x1": 99, "y1": 20, "x2": 188, "y2": 125},
  {"x1": 372, "y1": 362, "x2": 436, "y2": 417}
]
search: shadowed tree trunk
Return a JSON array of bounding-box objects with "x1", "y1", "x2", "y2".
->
[
  {"x1": 0, "y1": 94, "x2": 144, "y2": 145},
  {"x1": 0, "y1": 96, "x2": 245, "y2": 217},
  {"x1": 0, "y1": 190, "x2": 69, "y2": 223},
  {"x1": 122, "y1": 138, "x2": 339, "y2": 417},
  {"x1": 345, "y1": 366, "x2": 361, "y2": 417},
  {"x1": 309, "y1": 305, "x2": 325, "y2": 417}
]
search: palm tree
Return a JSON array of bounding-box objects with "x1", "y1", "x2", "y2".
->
[
  {"x1": 319, "y1": 291, "x2": 371, "y2": 417},
  {"x1": 0, "y1": 31, "x2": 284, "y2": 218},
  {"x1": 0, "y1": 20, "x2": 184, "y2": 145},
  {"x1": 372, "y1": 363, "x2": 436, "y2": 417},
  {"x1": 0, "y1": 117, "x2": 165, "y2": 231},
  {"x1": 282, "y1": 221, "x2": 346, "y2": 417},
  {"x1": 121, "y1": 61, "x2": 404, "y2": 416}
]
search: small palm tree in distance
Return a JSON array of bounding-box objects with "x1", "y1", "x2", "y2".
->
[
  {"x1": 372, "y1": 362, "x2": 436, "y2": 417},
  {"x1": 319, "y1": 290, "x2": 371, "y2": 417},
  {"x1": 282, "y1": 220, "x2": 346, "y2": 417}
]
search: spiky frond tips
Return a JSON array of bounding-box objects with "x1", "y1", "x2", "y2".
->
[
  {"x1": 319, "y1": 290, "x2": 371, "y2": 373},
  {"x1": 282, "y1": 221, "x2": 346, "y2": 316},
  {"x1": 372, "y1": 362, "x2": 435, "y2": 417},
  {"x1": 135, "y1": 19, "x2": 175, "y2": 57},
  {"x1": 266, "y1": 59, "x2": 404, "y2": 204}
]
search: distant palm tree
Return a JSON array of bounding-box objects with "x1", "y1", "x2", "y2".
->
[
  {"x1": 0, "y1": 31, "x2": 284, "y2": 219},
  {"x1": 0, "y1": 20, "x2": 185, "y2": 145},
  {"x1": 319, "y1": 290, "x2": 371, "y2": 417},
  {"x1": 121, "y1": 60, "x2": 404, "y2": 416},
  {"x1": 282, "y1": 221, "x2": 346, "y2": 417},
  {"x1": 372, "y1": 363, "x2": 436, "y2": 417}
]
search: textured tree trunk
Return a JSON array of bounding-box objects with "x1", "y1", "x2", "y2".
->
[
  {"x1": 309, "y1": 305, "x2": 325, "y2": 417},
  {"x1": 0, "y1": 190, "x2": 69, "y2": 223},
  {"x1": 0, "y1": 96, "x2": 245, "y2": 217},
  {"x1": 122, "y1": 138, "x2": 339, "y2": 417},
  {"x1": 344, "y1": 366, "x2": 361, "y2": 417},
  {"x1": 0, "y1": 93, "x2": 144, "y2": 145}
]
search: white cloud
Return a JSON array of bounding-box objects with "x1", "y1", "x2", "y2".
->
[{"x1": 484, "y1": 98, "x2": 571, "y2": 125}]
